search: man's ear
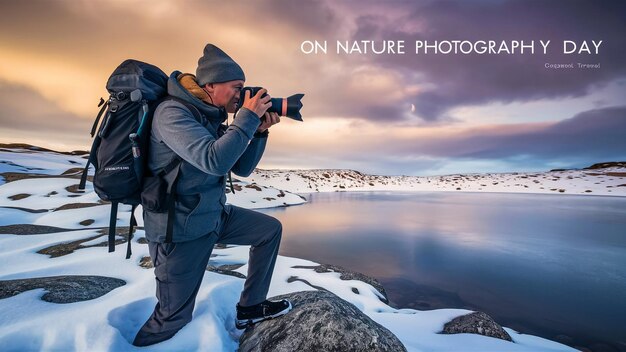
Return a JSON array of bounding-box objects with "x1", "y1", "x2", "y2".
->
[{"x1": 203, "y1": 83, "x2": 215, "y2": 94}]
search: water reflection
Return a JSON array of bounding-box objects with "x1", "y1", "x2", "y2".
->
[{"x1": 260, "y1": 191, "x2": 626, "y2": 351}]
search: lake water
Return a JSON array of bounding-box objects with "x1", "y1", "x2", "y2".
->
[{"x1": 260, "y1": 191, "x2": 626, "y2": 352}]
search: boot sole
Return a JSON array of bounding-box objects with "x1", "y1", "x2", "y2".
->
[{"x1": 235, "y1": 301, "x2": 293, "y2": 329}]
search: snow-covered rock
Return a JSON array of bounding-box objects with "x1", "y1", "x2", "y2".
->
[
  {"x1": 0, "y1": 275, "x2": 125, "y2": 304},
  {"x1": 441, "y1": 311, "x2": 512, "y2": 341},
  {"x1": 239, "y1": 290, "x2": 407, "y2": 352}
]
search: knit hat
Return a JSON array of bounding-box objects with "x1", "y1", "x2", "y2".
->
[{"x1": 196, "y1": 44, "x2": 245, "y2": 86}]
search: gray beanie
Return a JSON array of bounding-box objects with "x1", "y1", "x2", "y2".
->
[{"x1": 196, "y1": 44, "x2": 245, "y2": 86}]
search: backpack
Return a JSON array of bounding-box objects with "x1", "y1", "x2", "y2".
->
[{"x1": 79, "y1": 59, "x2": 201, "y2": 259}]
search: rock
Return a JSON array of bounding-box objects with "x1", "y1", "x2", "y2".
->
[
  {"x1": 0, "y1": 224, "x2": 77, "y2": 235},
  {"x1": 239, "y1": 290, "x2": 406, "y2": 352},
  {"x1": 139, "y1": 256, "x2": 153, "y2": 269},
  {"x1": 61, "y1": 167, "x2": 86, "y2": 175},
  {"x1": 441, "y1": 311, "x2": 512, "y2": 341},
  {"x1": 65, "y1": 184, "x2": 84, "y2": 193},
  {"x1": 137, "y1": 244, "x2": 238, "y2": 273},
  {"x1": 0, "y1": 172, "x2": 92, "y2": 183},
  {"x1": 245, "y1": 184, "x2": 262, "y2": 191},
  {"x1": 226, "y1": 184, "x2": 244, "y2": 193},
  {"x1": 0, "y1": 275, "x2": 125, "y2": 303},
  {"x1": 291, "y1": 264, "x2": 389, "y2": 304},
  {"x1": 137, "y1": 237, "x2": 149, "y2": 244},
  {"x1": 8, "y1": 193, "x2": 31, "y2": 200},
  {"x1": 37, "y1": 234, "x2": 106, "y2": 257},
  {"x1": 0, "y1": 143, "x2": 87, "y2": 156},
  {"x1": 0, "y1": 206, "x2": 48, "y2": 214},
  {"x1": 584, "y1": 161, "x2": 626, "y2": 170},
  {"x1": 37, "y1": 227, "x2": 134, "y2": 257},
  {"x1": 54, "y1": 203, "x2": 102, "y2": 211}
]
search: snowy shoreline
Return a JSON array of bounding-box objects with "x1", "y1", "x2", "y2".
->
[
  {"x1": 2, "y1": 144, "x2": 625, "y2": 199},
  {"x1": 244, "y1": 166, "x2": 626, "y2": 198},
  {"x1": 1, "y1": 144, "x2": 617, "y2": 351}
]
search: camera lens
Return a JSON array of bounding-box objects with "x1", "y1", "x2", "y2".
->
[{"x1": 239, "y1": 87, "x2": 304, "y2": 121}]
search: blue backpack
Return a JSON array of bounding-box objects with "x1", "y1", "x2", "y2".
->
[{"x1": 79, "y1": 60, "x2": 200, "y2": 258}]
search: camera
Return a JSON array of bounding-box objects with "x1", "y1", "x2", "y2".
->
[{"x1": 239, "y1": 87, "x2": 304, "y2": 121}]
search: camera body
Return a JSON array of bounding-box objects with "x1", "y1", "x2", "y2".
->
[{"x1": 239, "y1": 87, "x2": 304, "y2": 121}]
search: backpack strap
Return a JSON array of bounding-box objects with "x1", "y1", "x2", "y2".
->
[
  {"x1": 126, "y1": 204, "x2": 137, "y2": 259},
  {"x1": 108, "y1": 202, "x2": 119, "y2": 253},
  {"x1": 107, "y1": 202, "x2": 138, "y2": 258},
  {"x1": 228, "y1": 171, "x2": 235, "y2": 194},
  {"x1": 90, "y1": 97, "x2": 109, "y2": 137},
  {"x1": 79, "y1": 98, "x2": 110, "y2": 191},
  {"x1": 79, "y1": 138, "x2": 99, "y2": 191},
  {"x1": 159, "y1": 157, "x2": 182, "y2": 244}
]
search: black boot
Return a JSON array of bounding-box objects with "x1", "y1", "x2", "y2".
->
[{"x1": 235, "y1": 299, "x2": 292, "y2": 329}]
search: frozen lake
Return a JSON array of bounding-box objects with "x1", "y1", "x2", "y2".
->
[{"x1": 261, "y1": 191, "x2": 626, "y2": 352}]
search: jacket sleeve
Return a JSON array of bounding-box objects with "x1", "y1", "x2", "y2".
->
[
  {"x1": 231, "y1": 133, "x2": 268, "y2": 177},
  {"x1": 152, "y1": 101, "x2": 261, "y2": 176}
]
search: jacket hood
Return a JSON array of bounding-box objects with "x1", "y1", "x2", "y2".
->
[{"x1": 166, "y1": 70, "x2": 227, "y2": 125}]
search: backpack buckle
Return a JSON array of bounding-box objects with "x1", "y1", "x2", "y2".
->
[{"x1": 115, "y1": 91, "x2": 127, "y2": 101}]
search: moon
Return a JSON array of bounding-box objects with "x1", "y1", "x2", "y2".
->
[{"x1": 410, "y1": 104, "x2": 416, "y2": 113}]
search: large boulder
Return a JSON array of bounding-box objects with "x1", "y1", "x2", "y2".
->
[
  {"x1": 441, "y1": 311, "x2": 512, "y2": 341},
  {"x1": 239, "y1": 290, "x2": 407, "y2": 352}
]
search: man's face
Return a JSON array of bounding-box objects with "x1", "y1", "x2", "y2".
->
[{"x1": 207, "y1": 80, "x2": 244, "y2": 113}]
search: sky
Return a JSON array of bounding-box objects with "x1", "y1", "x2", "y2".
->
[{"x1": 0, "y1": 0, "x2": 624, "y2": 176}]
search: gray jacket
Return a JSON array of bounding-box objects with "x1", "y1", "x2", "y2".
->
[{"x1": 143, "y1": 71, "x2": 266, "y2": 243}]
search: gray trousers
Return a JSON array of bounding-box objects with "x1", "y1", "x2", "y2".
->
[{"x1": 133, "y1": 205, "x2": 282, "y2": 346}]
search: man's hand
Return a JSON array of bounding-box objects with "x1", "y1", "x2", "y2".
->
[
  {"x1": 242, "y1": 88, "x2": 271, "y2": 118},
  {"x1": 257, "y1": 112, "x2": 280, "y2": 133}
]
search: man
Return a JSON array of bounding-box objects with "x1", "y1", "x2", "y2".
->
[{"x1": 133, "y1": 44, "x2": 291, "y2": 347}]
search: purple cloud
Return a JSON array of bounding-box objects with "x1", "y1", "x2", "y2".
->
[
  {"x1": 348, "y1": 0, "x2": 626, "y2": 121},
  {"x1": 387, "y1": 105, "x2": 626, "y2": 166}
]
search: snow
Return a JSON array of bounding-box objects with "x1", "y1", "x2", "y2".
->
[
  {"x1": 0, "y1": 177, "x2": 100, "y2": 209},
  {"x1": 245, "y1": 168, "x2": 626, "y2": 197},
  {"x1": 225, "y1": 179, "x2": 306, "y2": 210},
  {"x1": 0, "y1": 206, "x2": 41, "y2": 226},
  {"x1": 0, "y1": 147, "x2": 87, "y2": 179},
  {"x1": 0, "y1": 146, "x2": 601, "y2": 351}
]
